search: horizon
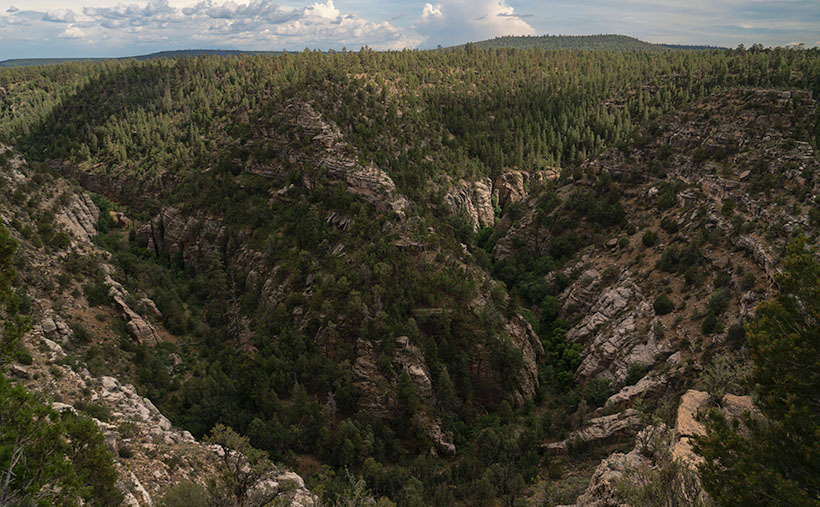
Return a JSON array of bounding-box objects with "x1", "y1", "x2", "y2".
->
[
  {"x1": 0, "y1": 36, "x2": 735, "y2": 64},
  {"x1": 1, "y1": 0, "x2": 818, "y2": 61}
]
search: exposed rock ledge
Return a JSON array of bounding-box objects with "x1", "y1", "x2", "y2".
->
[
  {"x1": 10, "y1": 326, "x2": 317, "y2": 507},
  {"x1": 571, "y1": 389, "x2": 756, "y2": 506}
]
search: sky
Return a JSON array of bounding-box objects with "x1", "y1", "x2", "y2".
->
[{"x1": 1, "y1": 0, "x2": 818, "y2": 60}]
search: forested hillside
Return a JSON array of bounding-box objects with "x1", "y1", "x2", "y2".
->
[
  {"x1": 468, "y1": 34, "x2": 665, "y2": 51},
  {"x1": 0, "y1": 49, "x2": 287, "y2": 68},
  {"x1": 0, "y1": 45, "x2": 819, "y2": 505}
]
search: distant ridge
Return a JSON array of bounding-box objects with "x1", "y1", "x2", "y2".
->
[
  {"x1": 0, "y1": 38, "x2": 725, "y2": 68},
  {"x1": 0, "y1": 49, "x2": 288, "y2": 68},
  {"x1": 463, "y1": 34, "x2": 722, "y2": 51}
]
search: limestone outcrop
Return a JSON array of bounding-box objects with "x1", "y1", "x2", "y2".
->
[
  {"x1": 544, "y1": 409, "x2": 642, "y2": 455},
  {"x1": 564, "y1": 271, "x2": 666, "y2": 384},
  {"x1": 107, "y1": 275, "x2": 162, "y2": 346},
  {"x1": 13, "y1": 328, "x2": 316, "y2": 506},
  {"x1": 445, "y1": 178, "x2": 495, "y2": 231},
  {"x1": 352, "y1": 336, "x2": 456, "y2": 456},
  {"x1": 55, "y1": 192, "x2": 99, "y2": 247},
  {"x1": 505, "y1": 314, "x2": 545, "y2": 407}
]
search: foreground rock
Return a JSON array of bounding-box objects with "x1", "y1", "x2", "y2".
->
[{"x1": 572, "y1": 389, "x2": 755, "y2": 506}]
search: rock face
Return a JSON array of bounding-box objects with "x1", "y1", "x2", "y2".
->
[
  {"x1": 445, "y1": 178, "x2": 495, "y2": 231},
  {"x1": 352, "y1": 336, "x2": 456, "y2": 456},
  {"x1": 55, "y1": 192, "x2": 99, "y2": 246},
  {"x1": 14, "y1": 328, "x2": 316, "y2": 506},
  {"x1": 494, "y1": 168, "x2": 559, "y2": 209},
  {"x1": 604, "y1": 372, "x2": 669, "y2": 408},
  {"x1": 39, "y1": 313, "x2": 74, "y2": 344},
  {"x1": 139, "y1": 207, "x2": 190, "y2": 261},
  {"x1": 322, "y1": 157, "x2": 410, "y2": 219},
  {"x1": 564, "y1": 270, "x2": 665, "y2": 384},
  {"x1": 573, "y1": 390, "x2": 757, "y2": 506},
  {"x1": 106, "y1": 275, "x2": 162, "y2": 346},
  {"x1": 285, "y1": 100, "x2": 410, "y2": 219},
  {"x1": 504, "y1": 314, "x2": 545, "y2": 407},
  {"x1": 670, "y1": 390, "x2": 710, "y2": 465},
  {"x1": 573, "y1": 444, "x2": 652, "y2": 507},
  {"x1": 544, "y1": 409, "x2": 642, "y2": 455},
  {"x1": 137, "y1": 206, "x2": 226, "y2": 270},
  {"x1": 670, "y1": 389, "x2": 756, "y2": 465}
]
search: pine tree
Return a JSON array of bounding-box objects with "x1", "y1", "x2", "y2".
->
[{"x1": 695, "y1": 238, "x2": 820, "y2": 506}]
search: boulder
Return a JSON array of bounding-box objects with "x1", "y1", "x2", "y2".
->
[{"x1": 671, "y1": 389, "x2": 709, "y2": 465}]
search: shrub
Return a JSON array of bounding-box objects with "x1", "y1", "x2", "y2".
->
[
  {"x1": 701, "y1": 311, "x2": 719, "y2": 335},
  {"x1": 653, "y1": 294, "x2": 675, "y2": 315},
  {"x1": 657, "y1": 190, "x2": 676, "y2": 211},
  {"x1": 660, "y1": 216, "x2": 679, "y2": 234},
  {"x1": 583, "y1": 378, "x2": 613, "y2": 407},
  {"x1": 625, "y1": 362, "x2": 650, "y2": 386},
  {"x1": 70, "y1": 323, "x2": 91, "y2": 344},
  {"x1": 713, "y1": 271, "x2": 732, "y2": 289},
  {"x1": 642, "y1": 231, "x2": 658, "y2": 248},
  {"x1": 740, "y1": 272, "x2": 756, "y2": 291},
  {"x1": 708, "y1": 288, "x2": 730, "y2": 315},
  {"x1": 75, "y1": 401, "x2": 111, "y2": 422},
  {"x1": 83, "y1": 280, "x2": 111, "y2": 306},
  {"x1": 726, "y1": 323, "x2": 746, "y2": 349},
  {"x1": 0, "y1": 374, "x2": 122, "y2": 506},
  {"x1": 158, "y1": 481, "x2": 209, "y2": 507},
  {"x1": 700, "y1": 354, "x2": 748, "y2": 403}
]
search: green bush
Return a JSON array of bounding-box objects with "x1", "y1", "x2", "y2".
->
[
  {"x1": 726, "y1": 323, "x2": 746, "y2": 348},
  {"x1": 625, "y1": 362, "x2": 650, "y2": 386},
  {"x1": 740, "y1": 272, "x2": 756, "y2": 291},
  {"x1": 158, "y1": 481, "x2": 209, "y2": 507},
  {"x1": 583, "y1": 378, "x2": 613, "y2": 407},
  {"x1": 0, "y1": 373, "x2": 122, "y2": 506},
  {"x1": 75, "y1": 401, "x2": 111, "y2": 422},
  {"x1": 708, "y1": 288, "x2": 730, "y2": 315},
  {"x1": 641, "y1": 230, "x2": 658, "y2": 248},
  {"x1": 83, "y1": 280, "x2": 111, "y2": 307},
  {"x1": 701, "y1": 311, "x2": 719, "y2": 335},
  {"x1": 700, "y1": 354, "x2": 748, "y2": 403},
  {"x1": 653, "y1": 294, "x2": 675, "y2": 315},
  {"x1": 660, "y1": 217, "x2": 679, "y2": 234},
  {"x1": 657, "y1": 190, "x2": 676, "y2": 211}
]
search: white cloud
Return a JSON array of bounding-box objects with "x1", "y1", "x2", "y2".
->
[
  {"x1": 58, "y1": 25, "x2": 86, "y2": 38},
  {"x1": 420, "y1": 3, "x2": 442, "y2": 21},
  {"x1": 43, "y1": 8, "x2": 78, "y2": 22},
  {"x1": 0, "y1": 0, "x2": 418, "y2": 57},
  {"x1": 304, "y1": 0, "x2": 339, "y2": 20},
  {"x1": 414, "y1": 0, "x2": 535, "y2": 47}
]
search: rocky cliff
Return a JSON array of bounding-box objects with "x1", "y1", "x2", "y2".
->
[
  {"x1": 492, "y1": 88, "x2": 816, "y2": 504},
  {"x1": 0, "y1": 149, "x2": 315, "y2": 506}
]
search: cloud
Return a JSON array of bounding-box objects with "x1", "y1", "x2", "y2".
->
[
  {"x1": 414, "y1": 0, "x2": 536, "y2": 47},
  {"x1": 304, "y1": 0, "x2": 339, "y2": 20},
  {"x1": 58, "y1": 25, "x2": 86, "y2": 38},
  {"x1": 420, "y1": 3, "x2": 442, "y2": 21},
  {"x1": 6, "y1": 6, "x2": 19, "y2": 13},
  {"x1": 43, "y1": 9, "x2": 78, "y2": 23},
  {"x1": 0, "y1": 0, "x2": 419, "y2": 58},
  {"x1": 526, "y1": 0, "x2": 819, "y2": 48}
]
